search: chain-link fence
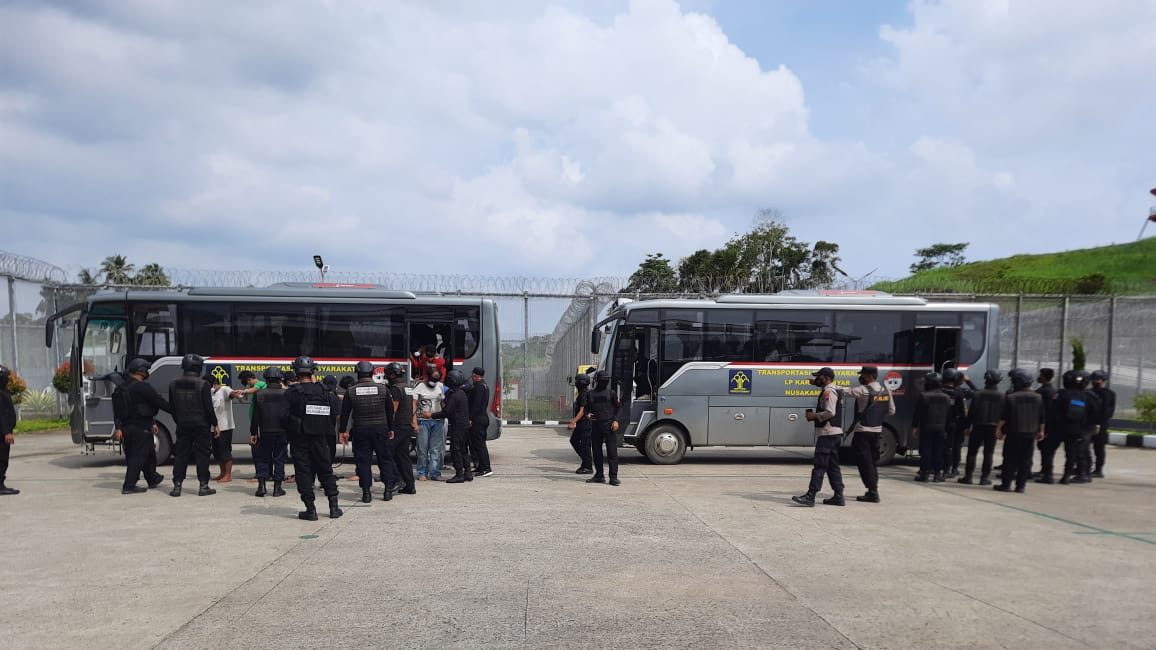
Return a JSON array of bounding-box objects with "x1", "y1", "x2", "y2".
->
[{"x1": 3, "y1": 251, "x2": 1154, "y2": 423}]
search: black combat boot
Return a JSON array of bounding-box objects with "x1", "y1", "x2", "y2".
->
[
  {"x1": 822, "y1": 493, "x2": 845, "y2": 506},
  {"x1": 272, "y1": 481, "x2": 286, "y2": 497},
  {"x1": 298, "y1": 501, "x2": 318, "y2": 521},
  {"x1": 328, "y1": 495, "x2": 344, "y2": 519},
  {"x1": 979, "y1": 474, "x2": 992, "y2": 486},
  {"x1": 791, "y1": 491, "x2": 816, "y2": 507},
  {"x1": 255, "y1": 480, "x2": 267, "y2": 497},
  {"x1": 198, "y1": 482, "x2": 216, "y2": 496},
  {"x1": 914, "y1": 472, "x2": 929, "y2": 482},
  {"x1": 856, "y1": 491, "x2": 880, "y2": 503},
  {"x1": 464, "y1": 470, "x2": 474, "y2": 482},
  {"x1": 1035, "y1": 474, "x2": 1054, "y2": 484},
  {"x1": 993, "y1": 483, "x2": 1012, "y2": 492},
  {"x1": 0, "y1": 484, "x2": 20, "y2": 496},
  {"x1": 585, "y1": 475, "x2": 606, "y2": 484},
  {"x1": 361, "y1": 488, "x2": 372, "y2": 503},
  {"x1": 958, "y1": 473, "x2": 974, "y2": 485},
  {"x1": 169, "y1": 481, "x2": 182, "y2": 497},
  {"x1": 1070, "y1": 475, "x2": 1090, "y2": 484},
  {"x1": 446, "y1": 473, "x2": 467, "y2": 484},
  {"x1": 382, "y1": 486, "x2": 393, "y2": 501},
  {"x1": 932, "y1": 472, "x2": 945, "y2": 483},
  {"x1": 1059, "y1": 473, "x2": 1071, "y2": 485}
]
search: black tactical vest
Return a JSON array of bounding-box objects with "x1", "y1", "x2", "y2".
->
[
  {"x1": 859, "y1": 384, "x2": 891, "y2": 427},
  {"x1": 389, "y1": 384, "x2": 413, "y2": 429},
  {"x1": 348, "y1": 381, "x2": 390, "y2": 428},
  {"x1": 587, "y1": 387, "x2": 618, "y2": 423},
  {"x1": 970, "y1": 389, "x2": 1004, "y2": 428},
  {"x1": 814, "y1": 387, "x2": 841, "y2": 430},
  {"x1": 255, "y1": 387, "x2": 289, "y2": 435},
  {"x1": 297, "y1": 383, "x2": 334, "y2": 437},
  {"x1": 171, "y1": 375, "x2": 209, "y2": 427},
  {"x1": 1005, "y1": 389, "x2": 1043, "y2": 434},
  {"x1": 918, "y1": 390, "x2": 953, "y2": 433}
]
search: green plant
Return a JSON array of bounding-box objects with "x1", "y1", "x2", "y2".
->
[
  {"x1": 20, "y1": 388, "x2": 57, "y2": 414},
  {"x1": 1070, "y1": 338, "x2": 1086, "y2": 371},
  {"x1": 1135, "y1": 394, "x2": 1156, "y2": 429}
]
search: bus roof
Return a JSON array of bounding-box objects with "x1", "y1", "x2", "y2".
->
[
  {"x1": 606, "y1": 291, "x2": 991, "y2": 317},
  {"x1": 84, "y1": 284, "x2": 493, "y2": 305}
]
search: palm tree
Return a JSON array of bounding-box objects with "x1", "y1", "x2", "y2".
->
[
  {"x1": 77, "y1": 268, "x2": 99, "y2": 285},
  {"x1": 134, "y1": 263, "x2": 171, "y2": 287},
  {"x1": 99, "y1": 255, "x2": 135, "y2": 285}
]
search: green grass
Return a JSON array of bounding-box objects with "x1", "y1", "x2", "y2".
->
[
  {"x1": 14, "y1": 418, "x2": 69, "y2": 434},
  {"x1": 873, "y1": 238, "x2": 1156, "y2": 295}
]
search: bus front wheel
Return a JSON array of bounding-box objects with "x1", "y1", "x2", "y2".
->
[
  {"x1": 641, "y1": 425, "x2": 687, "y2": 465},
  {"x1": 154, "y1": 424, "x2": 173, "y2": 466}
]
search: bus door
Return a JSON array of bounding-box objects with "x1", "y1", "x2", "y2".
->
[
  {"x1": 406, "y1": 307, "x2": 456, "y2": 381},
  {"x1": 78, "y1": 305, "x2": 130, "y2": 443},
  {"x1": 609, "y1": 324, "x2": 657, "y2": 440}
]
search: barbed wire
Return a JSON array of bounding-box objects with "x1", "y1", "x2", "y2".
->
[{"x1": 0, "y1": 251, "x2": 68, "y2": 283}]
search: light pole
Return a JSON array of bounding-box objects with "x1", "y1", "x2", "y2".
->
[{"x1": 313, "y1": 255, "x2": 328, "y2": 282}]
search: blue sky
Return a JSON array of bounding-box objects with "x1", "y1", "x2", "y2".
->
[{"x1": 2, "y1": 0, "x2": 1154, "y2": 286}]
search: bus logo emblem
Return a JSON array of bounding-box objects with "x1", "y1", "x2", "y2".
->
[{"x1": 728, "y1": 370, "x2": 752, "y2": 394}]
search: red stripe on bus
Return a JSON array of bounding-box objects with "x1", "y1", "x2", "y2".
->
[{"x1": 725, "y1": 362, "x2": 970, "y2": 370}]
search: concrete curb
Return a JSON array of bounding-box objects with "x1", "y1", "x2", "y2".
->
[
  {"x1": 504, "y1": 420, "x2": 562, "y2": 426},
  {"x1": 1107, "y1": 432, "x2": 1156, "y2": 448}
]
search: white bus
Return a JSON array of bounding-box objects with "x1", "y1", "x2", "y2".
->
[
  {"x1": 46, "y1": 283, "x2": 503, "y2": 463},
  {"x1": 591, "y1": 291, "x2": 998, "y2": 465}
]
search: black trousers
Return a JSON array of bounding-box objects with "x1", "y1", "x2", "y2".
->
[
  {"x1": 0, "y1": 435, "x2": 8, "y2": 485},
  {"x1": 852, "y1": 431, "x2": 879, "y2": 491},
  {"x1": 965, "y1": 426, "x2": 997, "y2": 478},
  {"x1": 919, "y1": 430, "x2": 946, "y2": 474},
  {"x1": 253, "y1": 433, "x2": 288, "y2": 481},
  {"x1": 1001, "y1": 432, "x2": 1035, "y2": 488},
  {"x1": 945, "y1": 426, "x2": 964, "y2": 472},
  {"x1": 326, "y1": 433, "x2": 338, "y2": 465},
  {"x1": 468, "y1": 417, "x2": 491, "y2": 473},
  {"x1": 351, "y1": 426, "x2": 398, "y2": 490},
  {"x1": 590, "y1": 421, "x2": 618, "y2": 480},
  {"x1": 1064, "y1": 431, "x2": 1091, "y2": 478},
  {"x1": 387, "y1": 430, "x2": 415, "y2": 490},
  {"x1": 448, "y1": 425, "x2": 471, "y2": 475},
  {"x1": 570, "y1": 423, "x2": 592, "y2": 469},
  {"x1": 1093, "y1": 429, "x2": 1108, "y2": 471},
  {"x1": 292, "y1": 435, "x2": 339, "y2": 504},
  {"x1": 122, "y1": 426, "x2": 162, "y2": 489},
  {"x1": 172, "y1": 425, "x2": 212, "y2": 485},
  {"x1": 808, "y1": 435, "x2": 844, "y2": 495},
  {"x1": 1037, "y1": 434, "x2": 1064, "y2": 478}
]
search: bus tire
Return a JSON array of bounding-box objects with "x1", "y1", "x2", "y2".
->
[
  {"x1": 877, "y1": 426, "x2": 898, "y2": 466},
  {"x1": 641, "y1": 424, "x2": 687, "y2": 465},
  {"x1": 154, "y1": 424, "x2": 173, "y2": 466}
]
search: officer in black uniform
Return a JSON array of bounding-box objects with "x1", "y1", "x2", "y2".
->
[
  {"x1": 582, "y1": 370, "x2": 622, "y2": 486},
  {"x1": 1033, "y1": 368, "x2": 1062, "y2": 482},
  {"x1": 1089, "y1": 370, "x2": 1116, "y2": 478},
  {"x1": 433, "y1": 369, "x2": 473, "y2": 484},
  {"x1": 1058, "y1": 370, "x2": 1100, "y2": 484},
  {"x1": 339, "y1": 361, "x2": 399, "y2": 503},
  {"x1": 994, "y1": 368, "x2": 1045, "y2": 493},
  {"x1": 0, "y1": 364, "x2": 20, "y2": 496},
  {"x1": 567, "y1": 372, "x2": 594, "y2": 474},
  {"x1": 912, "y1": 372, "x2": 952, "y2": 483},
  {"x1": 384, "y1": 363, "x2": 416, "y2": 495},
  {"x1": 284, "y1": 356, "x2": 343, "y2": 520},
  {"x1": 250, "y1": 366, "x2": 289, "y2": 498},
  {"x1": 940, "y1": 368, "x2": 973, "y2": 478},
  {"x1": 112, "y1": 358, "x2": 171, "y2": 494},
  {"x1": 322, "y1": 374, "x2": 341, "y2": 463},
  {"x1": 168, "y1": 354, "x2": 219, "y2": 497},
  {"x1": 467, "y1": 367, "x2": 493, "y2": 477},
  {"x1": 960, "y1": 369, "x2": 1005, "y2": 485}
]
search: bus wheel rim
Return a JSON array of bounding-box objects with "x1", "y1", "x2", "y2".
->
[{"x1": 654, "y1": 432, "x2": 680, "y2": 456}]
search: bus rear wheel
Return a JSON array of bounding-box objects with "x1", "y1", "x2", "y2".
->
[
  {"x1": 154, "y1": 424, "x2": 173, "y2": 466},
  {"x1": 877, "y1": 427, "x2": 898, "y2": 466},
  {"x1": 642, "y1": 425, "x2": 687, "y2": 465}
]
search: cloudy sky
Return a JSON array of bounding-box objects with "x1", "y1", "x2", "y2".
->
[{"x1": 2, "y1": 0, "x2": 1154, "y2": 284}]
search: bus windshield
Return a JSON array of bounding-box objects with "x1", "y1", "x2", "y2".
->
[{"x1": 82, "y1": 317, "x2": 127, "y2": 376}]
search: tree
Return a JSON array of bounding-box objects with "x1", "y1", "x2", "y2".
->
[
  {"x1": 134, "y1": 263, "x2": 171, "y2": 287},
  {"x1": 910, "y1": 242, "x2": 969, "y2": 274},
  {"x1": 99, "y1": 255, "x2": 135, "y2": 285},
  {"x1": 623, "y1": 253, "x2": 677, "y2": 294},
  {"x1": 808, "y1": 240, "x2": 846, "y2": 287},
  {"x1": 77, "y1": 269, "x2": 99, "y2": 285}
]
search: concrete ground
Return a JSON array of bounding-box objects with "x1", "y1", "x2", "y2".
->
[{"x1": 1, "y1": 429, "x2": 1154, "y2": 650}]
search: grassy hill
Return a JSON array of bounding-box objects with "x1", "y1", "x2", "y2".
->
[{"x1": 872, "y1": 238, "x2": 1156, "y2": 295}]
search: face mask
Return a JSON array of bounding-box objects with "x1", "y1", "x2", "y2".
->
[
  {"x1": 859, "y1": 375, "x2": 870, "y2": 385},
  {"x1": 427, "y1": 379, "x2": 438, "y2": 386}
]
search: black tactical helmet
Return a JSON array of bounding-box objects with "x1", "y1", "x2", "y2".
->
[
  {"x1": 1090, "y1": 370, "x2": 1109, "y2": 382},
  {"x1": 1061, "y1": 370, "x2": 1080, "y2": 390},
  {"x1": 262, "y1": 366, "x2": 284, "y2": 382},
  {"x1": 181, "y1": 353, "x2": 205, "y2": 373},
  {"x1": 126, "y1": 358, "x2": 152, "y2": 376},
  {"x1": 445, "y1": 369, "x2": 467, "y2": 388},
  {"x1": 383, "y1": 362, "x2": 404, "y2": 380},
  {"x1": 941, "y1": 368, "x2": 962, "y2": 384},
  {"x1": 291, "y1": 356, "x2": 316, "y2": 375},
  {"x1": 0, "y1": 364, "x2": 10, "y2": 385},
  {"x1": 1073, "y1": 370, "x2": 1090, "y2": 389},
  {"x1": 923, "y1": 372, "x2": 942, "y2": 390},
  {"x1": 1008, "y1": 368, "x2": 1033, "y2": 388},
  {"x1": 983, "y1": 369, "x2": 1003, "y2": 385},
  {"x1": 574, "y1": 373, "x2": 591, "y2": 388},
  {"x1": 339, "y1": 375, "x2": 355, "y2": 390},
  {"x1": 593, "y1": 369, "x2": 610, "y2": 383},
  {"x1": 355, "y1": 361, "x2": 374, "y2": 377},
  {"x1": 322, "y1": 375, "x2": 337, "y2": 390}
]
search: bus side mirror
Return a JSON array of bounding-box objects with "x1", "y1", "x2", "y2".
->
[{"x1": 591, "y1": 329, "x2": 601, "y2": 355}]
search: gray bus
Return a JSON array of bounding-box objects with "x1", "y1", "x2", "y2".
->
[
  {"x1": 46, "y1": 283, "x2": 503, "y2": 463},
  {"x1": 591, "y1": 291, "x2": 998, "y2": 465}
]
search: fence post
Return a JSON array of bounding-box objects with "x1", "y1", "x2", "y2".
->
[
  {"x1": 1058, "y1": 296, "x2": 1068, "y2": 369},
  {"x1": 6, "y1": 275, "x2": 17, "y2": 375},
  {"x1": 523, "y1": 292, "x2": 529, "y2": 423},
  {"x1": 1106, "y1": 297, "x2": 1115, "y2": 377},
  {"x1": 1012, "y1": 295, "x2": 1023, "y2": 368}
]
